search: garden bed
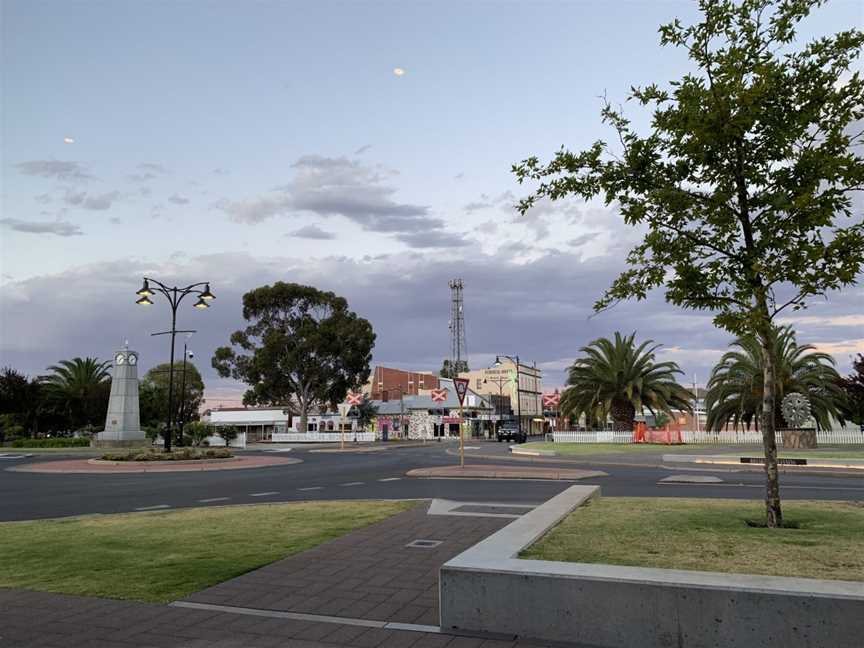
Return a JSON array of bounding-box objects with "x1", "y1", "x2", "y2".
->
[{"x1": 100, "y1": 448, "x2": 233, "y2": 462}]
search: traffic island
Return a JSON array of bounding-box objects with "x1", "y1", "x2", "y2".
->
[
  {"x1": 406, "y1": 464, "x2": 606, "y2": 480},
  {"x1": 8, "y1": 454, "x2": 301, "y2": 473},
  {"x1": 440, "y1": 486, "x2": 864, "y2": 647}
]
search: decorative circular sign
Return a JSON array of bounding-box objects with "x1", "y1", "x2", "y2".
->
[{"x1": 781, "y1": 392, "x2": 811, "y2": 428}]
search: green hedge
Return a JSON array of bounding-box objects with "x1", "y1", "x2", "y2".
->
[{"x1": 10, "y1": 437, "x2": 91, "y2": 448}]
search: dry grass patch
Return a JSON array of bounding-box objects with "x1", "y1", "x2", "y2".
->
[{"x1": 522, "y1": 497, "x2": 864, "y2": 581}]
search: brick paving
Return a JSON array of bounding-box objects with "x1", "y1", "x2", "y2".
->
[
  {"x1": 0, "y1": 501, "x2": 586, "y2": 647},
  {"x1": 184, "y1": 504, "x2": 509, "y2": 627}
]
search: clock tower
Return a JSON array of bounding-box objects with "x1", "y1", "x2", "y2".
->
[{"x1": 94, "y1": 344, "x2": 144, "y2": 447}]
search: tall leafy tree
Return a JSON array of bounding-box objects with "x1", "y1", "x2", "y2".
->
[
  {"x1": 440, "y1": 359, "x2": 469, "y2": 379},
  {"x1": 139, "y1": 362, "x2": 205, "y2": 431},
  {"x1": 838, "y1": 354, "x2": 864, "y2": 426},
  {"x1": 213, "y1": 282, "x2": 375, "y2": 434},
  {"x1": 41, "y1": 357, "x2": 111, "y2": 430},
  {"x1": 561, "y1": 332, "x2": 693, "y2": 430},
  {"x1": 0, "y1": 368, "x2": 45, "y2": 437},
  {"x1": 513, "y1": 0, "x2": 864, "y2": 526},
  {"x1": 706, "y1": 326, "x2": 845, "y2": 431}
]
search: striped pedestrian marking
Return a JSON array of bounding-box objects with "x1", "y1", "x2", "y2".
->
[
  {"x1": 135, "y1": 504, "x2": 170, "y2": 511},
  {"x1": 298, "y1": 486, "x2": 323, "y2": 491},
  {"x1": 198, "y1": 497, "x2": 231, "y2": 503},
  {"x1": 378, "y1": 477, "x2": 401, "y2": 482},
  {"x1": 340, "y1": 482, "x2": 364, "y2": 487},
  {"x1": 250, "y1": 491, "x2": 279, "y2": 497}
]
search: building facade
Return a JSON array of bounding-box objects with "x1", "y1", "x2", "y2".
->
[
  {"x1": 364, "y1": 366, "x2": 441, "y2": 401},
  {"x1": 460, "y1": 358, "x2": 543, "y2": 434}
]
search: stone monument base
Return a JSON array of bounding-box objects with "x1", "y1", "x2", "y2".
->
[
  {"x1": 91, "y1": 438, "x2": 148, "y2": 449},
  {"x1": 782, "y1": 428, "x2": 817, "y2": 449}
]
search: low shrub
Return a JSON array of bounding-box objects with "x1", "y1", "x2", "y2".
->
[
  {"x1": 11, "y1": 437, "x2": 91, "y2": 448},
  {"x1": 101, "y1": 448, "x2": 233, "y2": 462}
]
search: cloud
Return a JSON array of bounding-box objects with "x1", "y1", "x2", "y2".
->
[
  {"x1": 353, "y1": 144, "x2": 372, "y2": 155},
  {"x1": 0, "y1": 218, "x2": 83, "y2": 236},
  {"x1": 216, "y1": 154, "x2": 464, "y2": 248},
  {"x1": 34, "y1": 193, "x2": 53, "y2": 204},
  {"x1": 395, "y1": 231, "x2": 472, "y2": 248},
  {"x1": 64, "y1": 190, "x2": 121, "y2": 211},
  {"x1": 15, "y1": 160, "x2": 93, "y2": 182},
  {"x1": 109, "y1": 217, "x2": 122, "y2": 225},
  {"x1": 465, "y1": 201, "x2": 493, "y2": 213},
  {"x1": 128, "y1": 162, "x2": 169, "y2": 182},
  {"x1": 168, "y1": 193, "x2": 190, "y2": 205},
  {"x1": 288, "y1": 224, "x2": 337, "y2": 240},
  {"x1": 567, "y1": 232, "x2": 601, "y2": 248}
]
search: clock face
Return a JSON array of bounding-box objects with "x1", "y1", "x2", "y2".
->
[
  {"x1": 128, "y1": 354, "x2": 138, "y2": 366},
  {"x1": 115, "y1": 353, "x2": 126, "y2": 365}
]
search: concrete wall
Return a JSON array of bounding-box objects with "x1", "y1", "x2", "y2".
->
[{"x1": 440, "y1": 486, "x2": 864, "y2": 648}]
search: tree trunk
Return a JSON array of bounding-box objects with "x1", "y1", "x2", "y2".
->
[
  {"x1": 610, "y1": 400, "x2": 635, "y2": 431},
  {"x1": 759, "y1": 326, "x2": 783, "y2": 528}
]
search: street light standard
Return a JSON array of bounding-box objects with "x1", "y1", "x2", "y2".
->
[
  {"x1": 176, "y1": 335, "x2": 195, "y2": 445},
  {"x1": 135, "y1": 278, "x2": 214, "y2": 452},
  {"x1": 495, "y1": 355, "x2": 521, "y2": 437}
]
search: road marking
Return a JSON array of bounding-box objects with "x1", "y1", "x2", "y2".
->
[
  {"x1": 134, "y1": 504, "x2": 170, "y2": 511},
  {"x1": 378, "y1": 477, "x2": 401, "y2": 482},
  {"x1": 298, "y1": 486, "x2": 323, "y2": 491},
  {"x1": 340, "y1": 482, "x2": 364, "y2": 486},
  {"x1": 198, "y1": 497, "x2": 230, "y2": 503},
  {"x1": 249, "y1": 491, "x2": 279, "y2": 497}
]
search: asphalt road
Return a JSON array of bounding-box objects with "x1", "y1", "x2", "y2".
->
[{"x1": 1, "y1": 442, "x2": 862, "y2": 522}]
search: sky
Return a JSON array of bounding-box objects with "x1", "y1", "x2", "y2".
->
[{"x1": 1, "y1": 0, "x2": 863, "y2": 407}]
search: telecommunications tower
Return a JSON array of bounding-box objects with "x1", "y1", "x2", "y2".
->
[{"x1": 448, "y1": 279, "x2": 468, "y2": 371}]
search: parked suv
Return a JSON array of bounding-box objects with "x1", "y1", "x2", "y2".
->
[{"x1": 496, "y1": 420, "x2": 526, "y2": 444}]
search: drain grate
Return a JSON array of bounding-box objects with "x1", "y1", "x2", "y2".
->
[{"x1": 405, "y1": 539, "x2": 443, "y2": 549}]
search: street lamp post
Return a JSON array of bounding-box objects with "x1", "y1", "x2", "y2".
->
[
  {"x1": 176, "y1": 337, "x2": 194, "y2": 446},
  {"x1": 135, "y1": 278, "x2": 214, "y2": 452},
  {"x1": 495, "y1": 355, "x2": 521, "y2": 437},
  {"x1": 484, "y1": 375, "x2": 509, "y2": 435}
]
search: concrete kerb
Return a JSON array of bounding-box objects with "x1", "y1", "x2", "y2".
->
[
  {"x1": 664, "y1": 453, "x2": 864, "y2": 470},
  {"x1": 439, "y1": 485, "x2": 864, "y2": 647}
]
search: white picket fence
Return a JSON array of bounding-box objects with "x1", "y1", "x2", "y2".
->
[
  {"x1": 552, "y1": 429, "x2": 864, "y2": 445},
  {"x1": 271, "y1": 431, "x2": 376, "y2": 443}
]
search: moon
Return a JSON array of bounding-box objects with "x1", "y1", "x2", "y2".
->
[
  {"x1": 393, "y1": 68, "x2": 405, "y2": 77},
  {"x1": 63, "y1": 137, "x2": 75, "y2": 144}
]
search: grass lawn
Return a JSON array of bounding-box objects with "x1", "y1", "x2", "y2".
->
[
  {"x1": 522, "y1": 497, "x2": 864, "y2": 581},
  {"x1": 0, "y1": 500, "x2": 415, "y2": 602}
]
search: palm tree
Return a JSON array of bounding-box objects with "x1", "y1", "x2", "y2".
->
[
  {"x1": 705, "y1": 326, "x2": 844, "y2": 431},
  {"x1": 561, "y1": 332, "x2": 693, "y2": 431},
  {"x1": 42, "y1": 357, "x2": 111, "y2": 430}
]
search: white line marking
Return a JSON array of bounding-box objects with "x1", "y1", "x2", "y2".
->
[
  {"x1": 378, "y1": 477, "x2": 401, "y2": 482},
  {"x1": 198, "y1": 497, "x2": 230, "y2": 503},
  {"x1": 134, "y1": 504, "x2": 170, "y2": 511},
  {"x1": 298, "y1": 486, "x2": 323, "y2": 491},
  {"x1": 340, "y1": 482, "x2": 364, "y2": 486},
  {"x1": 249, "y1": 491, "x2": 279, "y2": 497}
]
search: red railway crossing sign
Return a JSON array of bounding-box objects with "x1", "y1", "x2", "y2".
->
[
  {"x1": 542, "y1": 392, "x2": 561, "y2": 408},
  {"x1": 430, "y1": 388, "x2": 448, "y2": 403},
  {"x1": 346, "y1": 392, "x2": 363, "y2": 406}
]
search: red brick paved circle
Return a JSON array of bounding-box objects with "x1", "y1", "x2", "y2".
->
[{"x1": 8, "y1": 454, "x2": 301, "y2": 474}]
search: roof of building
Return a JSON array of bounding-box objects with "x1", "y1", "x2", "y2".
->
[{"x1": 372, "y1": 378, "x2": 492, "y2": 413}]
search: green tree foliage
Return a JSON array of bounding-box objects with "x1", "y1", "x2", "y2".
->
[
  {"x1": 0, "y1": 368, "x2": 45, "y2": 438},
  {"x1": 139, "y1": 362, "x2": 205, "y2": 430},
  {"x1": 561, "y1": 332, "x2": 693, "y2": 431},
  {"x1": 513, "y1": 0, "x2": 864, "y2": 526},
  {"x1": 440, "y1": 359, "x2": 469, "y2": 379},
  {"x1": 212, "y1": 282, "x2": 375, "y2": 434},
  {"x1": 353, "y1": 397, "x2": 379, "y2": 430},
  {"x1": 183, "y1": 421, "x2": 211, "y2": 447},
  {"x1": 706, "y1": 326, "x2": 845, "y2": 431},
  {"x1": 837, "y1": 354, "x2": 864, "y2": 426},
  {"x1": 218, "y1": 425, "x2": 239, "y2": 447},
  {"x1": 41, "y1": 358, "x2": 111, "y2": 430}
]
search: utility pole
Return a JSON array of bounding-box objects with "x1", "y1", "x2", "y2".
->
[{"x1": 693, "y1": 374, "x2": 700, "y2": 433}]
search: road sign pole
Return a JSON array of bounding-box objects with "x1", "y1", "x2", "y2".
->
[{"x1": 459, "y1": 401, "x2": 464, "y2": 467}]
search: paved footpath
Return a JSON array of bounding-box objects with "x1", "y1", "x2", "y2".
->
[{"x1": 0, "y1": 503, "x2": 589, "y2": 647}]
